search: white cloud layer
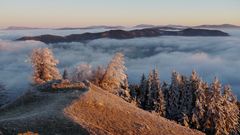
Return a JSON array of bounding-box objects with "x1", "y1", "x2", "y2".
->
[{"x1": 1, "y1": 28, "x2": 240, "y2": 98}]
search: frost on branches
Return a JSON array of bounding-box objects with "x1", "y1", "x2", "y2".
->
[
  {"x1": 31, "y1": 48, "x2": 61, "y2": 84},
  {"x1": 71, "y1": 64, "x2": 93, "y2": 83},
  {"x1": 130, "y1": 70, "x2": 239, "y2": 135},
  {"x1": 100, "y1": 52, "x2": 127, "y2": 94},
  {"x1": 136, "y1": 69, "x2": 166, "y2": 116}
]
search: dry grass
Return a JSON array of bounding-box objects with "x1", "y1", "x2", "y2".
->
[
  {"x1": 0, "y1": 89, "x2": 89, "y2": 135},
  {"x1": 0, "y1": 83, "x2": 204, "y2": 135},
  {"x1": 65, "y1": 84, "x2": 204, "y2": 135}
]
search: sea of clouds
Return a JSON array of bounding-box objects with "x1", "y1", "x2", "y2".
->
[{"x1": 1, "y1": 28, "x2": 240, "y2": 99}]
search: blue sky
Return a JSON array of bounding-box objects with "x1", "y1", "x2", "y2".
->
[{"x1": 0, "y1": 0, "x2": 239, "y2": 28}]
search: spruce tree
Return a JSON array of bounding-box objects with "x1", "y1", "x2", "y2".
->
[
  {"x1": 119, "y1": 76, "x2": 131, "y2": 101},
  {"x1": 91, "y1": 66, "x2": 106, "y2": 86},
  {"x1": 190, "y1": 73, "x2": 207, "y2": 130},
  {"x1": 222, "y1": 85, "x2": 239, "y2": 135},
  {"x1": 166, "y1": 71, "x2": 182, "y2": 120},
  {"x1": 204, "y1": 78, "x2": 224, "y2": 135},
  {"x1": 139, "y1": 73, "x2": 147, "y2": 108},
  {"x1": 151, "y1": 68, "x2": 166, "y2": 116},
  {"x1": 143, "y1": 71, "x2": 154, "y2": 110},
  {"x1": 62, "y1": 69, "x2": 69, "y2": 80}
]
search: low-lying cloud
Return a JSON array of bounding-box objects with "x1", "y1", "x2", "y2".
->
[{"x1": 1, "y1": 29, "x2": 240, "y2": 98}]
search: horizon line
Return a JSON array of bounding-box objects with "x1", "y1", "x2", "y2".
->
[{"x1": 1, "y1": 23, "x2": 240, "y2": 29}]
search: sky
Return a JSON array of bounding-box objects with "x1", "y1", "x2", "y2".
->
[{"x1": 0, "y1": 0, "x2": 240, "y2": 28}]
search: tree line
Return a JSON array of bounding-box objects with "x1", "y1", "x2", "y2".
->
[
  {"x1": 129, "y1": 69, "x2": 239, "y2": 135},
  {"x1": 26, "y1": 47, "x2": 240, "y2": 135}
]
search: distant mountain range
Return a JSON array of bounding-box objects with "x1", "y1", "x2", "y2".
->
[
  {"x1": 4, "y1": 24, "x2": 240, "y2": 30},
  {"x1": 55, "y1": 25, "x2": 125, "y2": 30},
  {"x1": 4, "y1": 26, "x2": 45, "y2": 30},
  {"x1": 17, "y1": 28, "x2": 229, "y2": 44},
  {"x1": 194, "y1": 24, "x2": 240, "y2": 29}
]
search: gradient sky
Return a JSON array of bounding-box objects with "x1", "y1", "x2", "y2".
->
[{"x1": 0, "y1": 0, "x2": 240, "y2": 28}]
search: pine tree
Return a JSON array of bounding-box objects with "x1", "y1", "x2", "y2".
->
[
  {"x1": 62, "y1": 69, "x2": 69, "y2": 80},
  {"x1": 100, "y1": 52, "x2": 127, "y2": 94},
  {"x1": 190, "y1": 71, "x2": 207, "y2": 129},
  {"x1": 178, "y1": 75, "x2": 189, "y2": 119},
  {"x1": 139, "y1": 73, "x2": 147, "y2": 108},
  {"x1": 151, "y1": 68, "x2": 165, "y2": 116},
  {"x1": 31, "y1": 48, "x2": 61, "y2": 84},
  {"x1": 221, "y1": 85, "x2": 239, "y2": 135},
  {"x1": 155, "y1": 86, "x2": 166, "y2": 116},
  {"x1": 143, "y1": 71, "x2": 154, "y2": 110},
  {"x1": 204, "y1": 78, "x2": 225, "y2": 135},
  {"x1": 129, "y1": 84, "x2": 139, "y2": 103},
  {"x1": 91, "y1": 66, "x2": 106, "y2": 86},
  {"x1": 166, "y1": 71, "x2": 182, "y2": 120},
  {"x1": 162, "y1": 81, "x2": 169, "y2": 107},
  {"x1": 119, "y1": 77, "x2": 131, "y2": 102}
]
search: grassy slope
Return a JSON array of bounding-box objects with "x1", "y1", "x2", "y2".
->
[
  {"x1": 0, "y1": 84, "x2": 204, "y2": 135},
  {"x1": 65, "y1": 84, "x2": 204, "y2": 135},
  {"x1": 0, "y1": 90, "x2": 89, "y2": 135}
]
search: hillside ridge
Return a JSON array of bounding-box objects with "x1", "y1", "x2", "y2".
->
[
  {"x1": 0, "y1": 84, "x2": 204, "y2": 135},
  {"x1": 17, "y1": 28, "x2": 229, "y2": 44}
]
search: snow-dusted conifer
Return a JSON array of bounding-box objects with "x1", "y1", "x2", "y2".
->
[
  {"x1": 62, "y1": 69, "x2": 69, "y2": 80},
  {"x1": 161, "y1": 81, "x2": 169, "y2": 106},
  {"x1": 91, "y1": 66, "x2": 106, "y2": 86},
  {"x1": 119, "y1": 76, "x2": 131, "y2": 102},
  {"x1": 190, "y1": 71, "x2": 207, "y2": 129},
  {"x1": 178, "y1": 75, "x2": 189, "y2": 117},
  {"x1": 151, "y1": 68, "x2": 165, "y2": 116},
  {"x1": 139, "y1": 73, "x2": 147, "y2": 107},
  {"x1": 204, "y1": 78, "x2": 224, "y2": 135},
  {"x1": 143, "y1": 71, "x2": 154, "y2": 110},
  {"x1": 31, "y1": 48, "x2": 61, "y2": 84},
  {"x1": 100, "y1": 52, "x2": 127, "y2": 94},
  {"x1": 221, "y1": 85, "x2": 239, "y2": 135},
  {"x1": 166, "y1": 71, "x2": 182, "y2": 119}
]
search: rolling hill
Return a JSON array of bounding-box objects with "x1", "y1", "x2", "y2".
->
[{"x1": 0, "y1": 83, "x2": 204, "y2": 135}]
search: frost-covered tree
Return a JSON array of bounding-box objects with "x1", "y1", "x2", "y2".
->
[
  {"x1": 31, "y1": 48, "x2": 61, "y2": 84},
  {"x1": 62, "y1": 69, "x2": 69, "y2": 80},
  {"x1": 132, "y1": 70, "x2": 239, "y2": 135},
  {"x1": 151, "y1": 69, "x2": 161, "y2": 100},
  {"x1": 139, "y1": 73, "x2": 147, "y2": 107},
  {"x1": 155, "y1": 85, "x2": 166, "y2": 116},
  {"x1": 151, "y1": 68, "x2": 165, "y2": 116},
  {"x1": 166, "y1": 71, "x2": 183, "y2": 119},
  {"x1": 221, "y1": 85, "x2": 239, "y2": 135},
  {"x1": 71, "y1": 64, "x2": 93, "y2": 82},
  {"x1": 129, "y1": 84, "x2": 141, "y2": 105},
  {"x1": 204, "y1": 78, "x2": 225, "y2": 135},
  {"x1": 143, "y1": 71, "x2": 154, "y2": 110},
  {"x1": 178, "y1": 75, "x2": 189, "y2": 118},
  {"x1": 119, "y1": 76, "x2": 131, "y2": 101},
  {"x1": 190, "y1": 71, "x2": 207, "y2": 129},
  {"x1": 100, "y1": 52, "x2": 127, "y2": 94},
  {"x1": 91, "y1": 66, "x2": 106, "y2": 86},
  {"x1": 162, "y1": 81, "x2": 169, "y2": 107}
]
